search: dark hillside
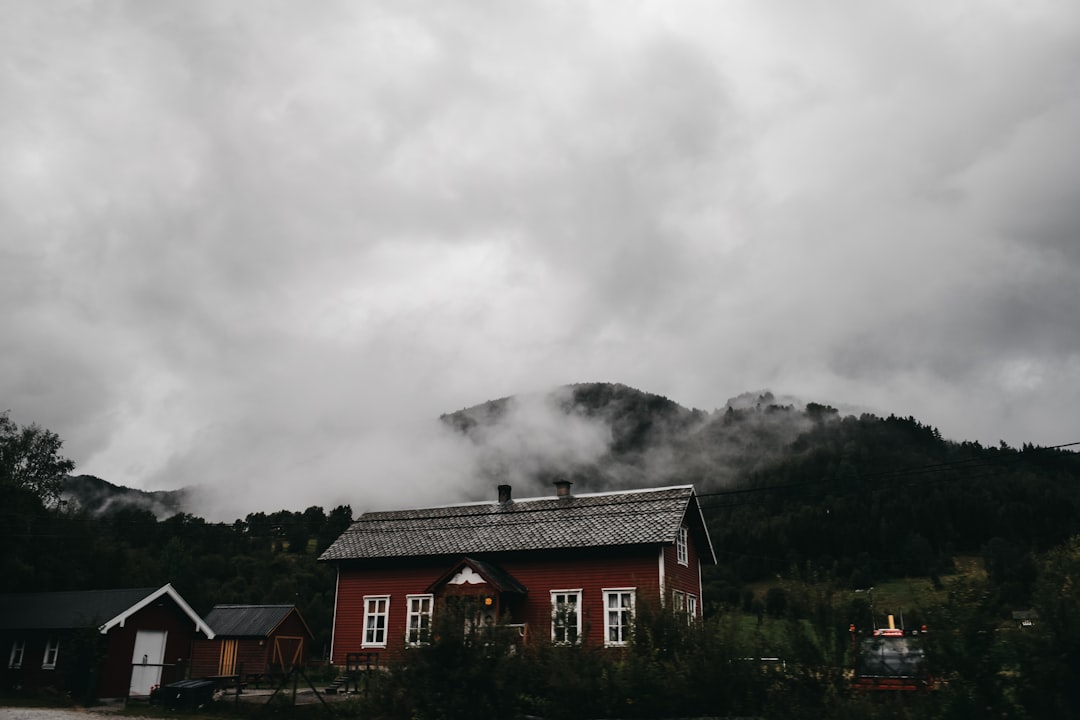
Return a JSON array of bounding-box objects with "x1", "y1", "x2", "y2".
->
[
  {"x1": 701, "y1": 411, "x2": 1080, "y2": 606},
  {"x1": 60, "y1": 474, "x2": 189, "y2": 518},
  {"x1": 441, "y1": 384, "x2": 811, "y2": 493}
]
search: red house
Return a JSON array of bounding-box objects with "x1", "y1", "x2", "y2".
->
[
  {"x1": 319, "y1": 482, "x2": 715, "y2": 664},
  {"x1": 189, "y1": 604, "x2": 314, "y2": 683},
  {"x1": 0, "y1": 584, "x2": 213, "y2": 699}
]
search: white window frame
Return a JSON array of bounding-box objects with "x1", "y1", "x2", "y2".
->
[
  {"x1": 42, "y1": 638, "x2": 60, "y2": 669},
  {"x1": 673, "y1": 589, "x2": 686, "y2": 613},
  {"x1": 362, "y1": 595, "x2": 390, "y2": 648},
  {"x1": 603, "y1": 588, "x2": 636, "y2": 647},
  {"x1": 550, "y1": 589, "x2": 582, "y2": 645},
  {"x1": 405, "y1": 594, "x2": 434, "y2": 646},
  {"x1": 686, "y1": 594, "x2": 698, "y2": 622},
  {"x1": 676, "y1": 525, "x2": 689, "y2": 566},
  {"x1": 9, "y1": 640, "x2": 25, "y2": 669}
]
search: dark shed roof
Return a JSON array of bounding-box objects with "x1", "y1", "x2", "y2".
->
[
  {"x1": 0, "y1": 588, "x2": 157, "y2": 630},
  {"x1": 319, "y1": 485, "x2": 715, "y2": 564},
  {"x1": 204, "y1": 605, "x2": 308, "y2": 638},
  {"x1": 0, "y1": 584, "x2": 214, "y2": 637}
]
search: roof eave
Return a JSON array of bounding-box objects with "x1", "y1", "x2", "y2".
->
[
  {"x1": 685, "y1": 491, "x2": 717, "y2": 565},
  {"x1": 99, "y1": 584, "x2": 215, "y2": 639}
]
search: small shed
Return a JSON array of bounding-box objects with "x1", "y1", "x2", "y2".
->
[
  {"x1": 0, "y1": 584, "x2": 213, "y2": 699},
  {"x1": 190, "y1": 604, "x2": 313, "y2": 684}
]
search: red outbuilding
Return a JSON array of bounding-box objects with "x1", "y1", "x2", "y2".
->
[
  {"x1": 0, "y1": 584, "x2": 213, "y2": 699},
  {"x1": 319, "y1": 482, "x2": 715, "y2": 665},
  {"x1": 189, "y1": 604, "x2": 314, "y2": 684}
]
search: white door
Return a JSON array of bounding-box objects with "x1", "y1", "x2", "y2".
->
[{"x1": 129, "y1": 630, "x2": 167, "y2": 696}]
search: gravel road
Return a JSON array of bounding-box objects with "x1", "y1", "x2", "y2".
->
[{"x1": 0, "y1": 707, "x2": 151, "y2": 720}]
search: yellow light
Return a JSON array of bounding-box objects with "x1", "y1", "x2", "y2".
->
[{"x1": 484, "y1": 597, "x2": 493, "y2": 606}]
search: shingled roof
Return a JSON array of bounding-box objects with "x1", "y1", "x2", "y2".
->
[{"x1": 319, "y1": 484, "x2": 715, "y2": 563}]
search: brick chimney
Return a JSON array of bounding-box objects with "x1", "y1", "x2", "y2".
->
[
  {"x1": 497, "y1": 484, "x2": 512, "y2": 503},
  {"x1": 554, "y1": 479, "x2": 573, "y2": 498}
]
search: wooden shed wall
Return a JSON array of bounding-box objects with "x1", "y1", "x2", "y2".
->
[
  {"x1": 190, "y1": 610, "x2": 313, "y2": 679},
  {"x1": 98, "y1": 599, "x2": 202, "y2": 697}
]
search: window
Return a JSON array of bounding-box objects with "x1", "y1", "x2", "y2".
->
[
  {"x1": 550, "y1": 590, "x2": 582, "y2": 644},
  {"x1": 603, "y1": 589, "x2": 635, "y2": 647},
  {"x1": 406, "y1": 594, "x2": 434, "y2": 645},
  {"x1": 9, "y1": 640, "x2": 25, "y2": 669},
  {"x1": 673, "y1": 589, "x2": 686, "y2": 613},
  {"x1": 686, "y1": 594, "x2": 698, "y2": 622},
  {"x1": 363, "y1": 596, "x2": 390, "y2": 647},
  {"x1": 42, "y1": 638, "x2": 60, "y2": 669},
  {"x1": 676, "y1": 525, "x2": 688, "y2": 566}
]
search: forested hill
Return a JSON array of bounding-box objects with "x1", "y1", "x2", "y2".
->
[
  {"x1": 61, "y1": 473, "x2": 189, "y2": 517},
  {"x1": 443, "y1": 383, "x2": 1080, "y2": 594},
  {"x1": 48, "y1": 381, "x2": 1080, "y2": 594},
  {"x1": 6, "y1": 384, "x2": 1080, "y2": 679},
  {"x1": 441, "y1": 383, "x2": 819, "y2": 493}
]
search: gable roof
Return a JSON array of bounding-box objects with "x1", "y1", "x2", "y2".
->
[
  {"x1": 427, "y1": 557, "x2": 528, "y2": 595},
  {"x1": 204, "y1": 604, "x2": 311, "y2": 639},
  {"x1": 319, "y1": 485, "x2": 716, "y2": 564},
  {"x1": 0, "y1": 584, "x2": 214, "y2": 638}
]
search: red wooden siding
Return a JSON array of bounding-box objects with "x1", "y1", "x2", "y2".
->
[
  {"x1": 663, "y1": 528, "x2": 704, "y2": 617},
  {"x1": 332, "y1": 547, "x2": 665, "y2": 664},
  {"x1": 190, "y1": 610, "x2": 312, "y2": 679},
  {"x1": 190, "y1": 638, "x2": 267, "y2": 679},
  {"x1": 189, "y1": 640, "x2": 219, "y2": 679},
  {"x1": 0, "y1": 633, "x2": 94, "y2": 697},
  {"x1": 97, "y1": 599, "x2": 202, "y2": 697},
  {"x1": 270, "y1": 612, "x2": 311, "y2": 669}
]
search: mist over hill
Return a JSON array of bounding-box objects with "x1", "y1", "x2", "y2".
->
[
  {"x1": 66, "y1": 382, "x2": 1080, "y2": 574},
  {"x1": 439, "y1": 382, "x2": 835, "y2": 498},
  {"x1": 60, "y1": 474, "x2": 192, "y2": 519},
  {"x1": 70, "y1": 382, "x2": 838, "y2": 517}
]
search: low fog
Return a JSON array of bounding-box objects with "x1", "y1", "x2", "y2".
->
[{"x1": 4, "y1": 2, "x2": 1079, "y2": 517}]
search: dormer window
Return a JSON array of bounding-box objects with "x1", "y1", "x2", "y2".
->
[{"x1": 676, "y1": 525, "x2": 688, "y2": 566}]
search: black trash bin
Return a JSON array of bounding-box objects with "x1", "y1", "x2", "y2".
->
[{"x1": 160, "y1": 679, "x2": 216, "y2": 709}]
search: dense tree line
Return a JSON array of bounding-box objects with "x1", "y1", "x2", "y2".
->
[
  {"x1": 698, "y1": 407, "x2": 1080, "y2": 614},
  {"x1": 0, "y1": 496, "x2": 351, "y2": 658}
]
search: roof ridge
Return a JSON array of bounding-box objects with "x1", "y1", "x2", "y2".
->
[{"x1": 359, "y1": 484, "x2": 694, "y2": 515}]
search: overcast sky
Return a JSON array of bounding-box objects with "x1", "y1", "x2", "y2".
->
[{"x1": 3, "y1": 1, "x2": 1078, "y2": 518}]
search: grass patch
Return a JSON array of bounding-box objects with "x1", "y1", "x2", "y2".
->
[{"x1": 743, "y1": 555, "x2": 987, "y2": 616}]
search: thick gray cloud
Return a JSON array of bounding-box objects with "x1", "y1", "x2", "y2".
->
[{"x1": 2, "y1": 0, "x2": 1078, "y2": 518}]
